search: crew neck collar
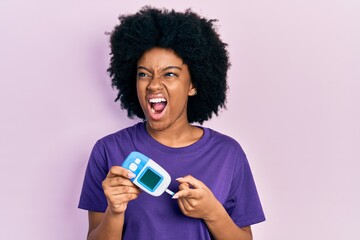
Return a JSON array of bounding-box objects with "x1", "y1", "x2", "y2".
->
[{"x1": 137, "y1": 122, "x2": 210, "y2": 154}]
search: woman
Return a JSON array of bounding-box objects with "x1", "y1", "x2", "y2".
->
[{"x1": 79, "y1": 6, "x2": 265, "y2": 240}]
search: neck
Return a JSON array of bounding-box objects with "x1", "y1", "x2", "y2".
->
[{"x1": 145, "y1": 122, "x2": 203, "y2": 148}]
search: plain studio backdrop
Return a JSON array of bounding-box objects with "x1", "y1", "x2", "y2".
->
[{"x1": 0, "y1": 0, "x2": 359, "y2": 239}]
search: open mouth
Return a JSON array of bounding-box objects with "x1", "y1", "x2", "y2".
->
[{"x1": 149, "y1": 97, "x2": 167, "y2": 114}]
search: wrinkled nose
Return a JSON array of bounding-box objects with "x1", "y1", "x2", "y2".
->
[{"x1": 147, "y1": 76, "x2": 163, "y2": 92}]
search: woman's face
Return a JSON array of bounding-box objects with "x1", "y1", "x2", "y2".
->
[{"x1": 136, "y1": 47, "x2": 196, "y2": 132}]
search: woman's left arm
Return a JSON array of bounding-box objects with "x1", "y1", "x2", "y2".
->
[{"x1": 173, "y1": 175, "x2": 253, "y2": 240}]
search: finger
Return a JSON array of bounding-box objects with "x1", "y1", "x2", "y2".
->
[
  {"x1": 107, "y1": 201, "x2": 128, "y2": 214},
  {"x1": 104, "y1": 185, "x2": 140, "y2": 200},
  {"x1": 109, "y1": 191, "x2": 140, "y2": 204},
  {"x1": 109, "y1": 193, "x2": 139, "y2": 210},
  {"x1": 109, "y1": 185, "x2": 141, "y2": 195},
  {"x1": 107, "y1": 166, "x2": 136, "y2": 179},
  {"x1": 173, "y1": 188, "x2": 201, "y2": 199},
  {"x1": 177, "y1": 197, "x2": 185, "y2": 212},
  {"x1": 177, "y1": 197, "x2": 193, "y2": 214},
  {"x1": 107, "y1": 177, "x2": 136, "y2": 187},
  {"x1": 178, "y1": 182, "x2": 190, "y2": 191},
  {"x1": 176, "y1": 176, "x2": 206, "y2": 189}
]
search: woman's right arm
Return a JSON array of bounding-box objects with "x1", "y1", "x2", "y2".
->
[{"x1": 87, "y1": 166, "x2": 140, "y2": 240}]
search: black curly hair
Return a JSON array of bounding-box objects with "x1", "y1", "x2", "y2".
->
[{"x1": 108, "y1": 6, "x2": 230, "y2": 124}]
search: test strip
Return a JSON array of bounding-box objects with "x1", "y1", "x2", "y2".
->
[{"x1": 165, "y1": 188, "x2": 175, "y2": 196}]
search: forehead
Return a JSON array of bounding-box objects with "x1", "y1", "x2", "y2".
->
[{"x1": 137, "y1": 47, "x2": 183, "y2": 68}]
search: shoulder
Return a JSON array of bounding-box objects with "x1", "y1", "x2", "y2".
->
[
  {"x1": 96, "y1": 122, "x2": 143, "y2": 146},
  {"x1": 207, "y1": 128, "x2": 245, "y2": 152},
  {"x1": 90, "y1": 122, "x2": 145, "y2": 160},
  {"x1": 202, "y1": 126, "x2": 248, "y2": 166},
  {"x1": 87, "y1": 122, "x2": 145, "y2": 167}
]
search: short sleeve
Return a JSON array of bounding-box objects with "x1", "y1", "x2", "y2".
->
[
  {"x1": 78, "y1": 141, "x2": 109, "y2": 212},
  {"x1": 223, "y1": 154, "x2": 266, "y2": 227}
]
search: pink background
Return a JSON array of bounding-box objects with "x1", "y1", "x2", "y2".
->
[{"x1": 1, "y1": 0, "x2": 359, "y2": 239}]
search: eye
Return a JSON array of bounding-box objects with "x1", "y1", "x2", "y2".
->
[
  {"x1": 164, "y1": 72, "x2": 178, "y2": 77},
  {"x1": 137, "y1": 72, "x2": 148, "y2": 78}
]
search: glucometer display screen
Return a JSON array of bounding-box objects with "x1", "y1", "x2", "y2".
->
[{"x1": 139, "y1": 168, "x2": 162, "y2": 190}]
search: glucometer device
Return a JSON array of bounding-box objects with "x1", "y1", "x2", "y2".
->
[{"x1": 122, "y1": 151, "x2": 174, "y2": 197}]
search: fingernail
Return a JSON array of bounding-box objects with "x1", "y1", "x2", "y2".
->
[
  {"x1": 175, "y1": 177, "x2": 183, "y2": 181},
  {"x1": 128, "y1": 172, "x2": 136, "y2": 178},
  {"x1": 172, "y1": 194, "x2": 179, "y2": 199}
]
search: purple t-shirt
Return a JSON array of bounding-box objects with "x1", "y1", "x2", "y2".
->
[{"x1": 79, "y1": 122, "x2": 265, "y2": 239}]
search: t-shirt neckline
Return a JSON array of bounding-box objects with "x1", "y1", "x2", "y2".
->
[{"x1": 137, "y1": 122, "x2": 210, "y2": 154}]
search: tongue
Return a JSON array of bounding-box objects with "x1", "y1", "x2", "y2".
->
[{"x1": 152, "y1": 102, "x2": 166, "y2": 113}]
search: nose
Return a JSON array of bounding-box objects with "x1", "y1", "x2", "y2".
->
[{"x1": 147, "y1": 75, "x2": 163, "y2": 92}]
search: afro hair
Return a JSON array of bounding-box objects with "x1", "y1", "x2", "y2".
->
[{"x1": 108, "y1": 6, "x2": 230, "y2": 124}]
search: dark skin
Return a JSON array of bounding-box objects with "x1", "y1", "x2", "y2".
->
[{"x1": 86, "y1": 48, "x2": 253, "y2": 240}]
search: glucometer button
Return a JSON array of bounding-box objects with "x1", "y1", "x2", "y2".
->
[
  {"x1": 129, "y1": 163, "x2": 138, "y2": 171},
  {"x1": 135, "y1": 158, "x2": 141, "y2": 164}
]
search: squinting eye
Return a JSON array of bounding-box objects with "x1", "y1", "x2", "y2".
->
[
  {"x1": 137, "y1": 72, "x2": 147, "y2": 78},
  {"x1": 165, "y1": 72, "x2": 177, "y2": 77}
]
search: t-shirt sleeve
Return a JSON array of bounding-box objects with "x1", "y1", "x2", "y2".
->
[
  {"x1": 223, "y1": 153, "x2": 266, "y2": 227},
  {"x1": 78, "y1": 141, "x2": 109, "y2": 212}
]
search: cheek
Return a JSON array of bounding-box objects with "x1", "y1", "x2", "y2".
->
[
  {"x1": 136, "y1": 80, "x2": 146, "y2": 94},
  {"x1": 169, "y1": 88, "x2": 190, "y2": 106}
]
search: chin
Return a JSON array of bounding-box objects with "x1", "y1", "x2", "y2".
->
[{"x1": 146, "y1": 119, "x2": 167, "y2": 131}]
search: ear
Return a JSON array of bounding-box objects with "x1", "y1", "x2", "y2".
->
[{"x1": 188, "y1": 83, "x2": 197, "y2": 96}]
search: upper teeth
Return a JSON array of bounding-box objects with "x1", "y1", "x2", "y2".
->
[{"x1": 149, "y1": 98, "x2": 166, "y2": 103}]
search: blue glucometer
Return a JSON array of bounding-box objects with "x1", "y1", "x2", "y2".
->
[{"x1": 122, "y1": 151, "x2": 173, "y2": 196}]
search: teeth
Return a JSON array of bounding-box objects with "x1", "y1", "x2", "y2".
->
[{"x1": 149, "y1": 98, "x2": 166, "y2": 103}]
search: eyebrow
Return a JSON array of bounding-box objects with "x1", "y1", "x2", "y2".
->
[{"x1": 137, "y1": 66, "x2": 182, "y2": 71}]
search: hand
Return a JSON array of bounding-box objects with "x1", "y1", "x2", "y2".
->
[
  {"x1": 173, "y1": 175, "x2": 222, "y2": 221},
  {"x1": 102, "y1": 166, "x2": 141, "y2": 214}
]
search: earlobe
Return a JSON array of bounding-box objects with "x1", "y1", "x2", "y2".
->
[{"x1": 188, "y1": 87, "x2": 197, "y2": 96}]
